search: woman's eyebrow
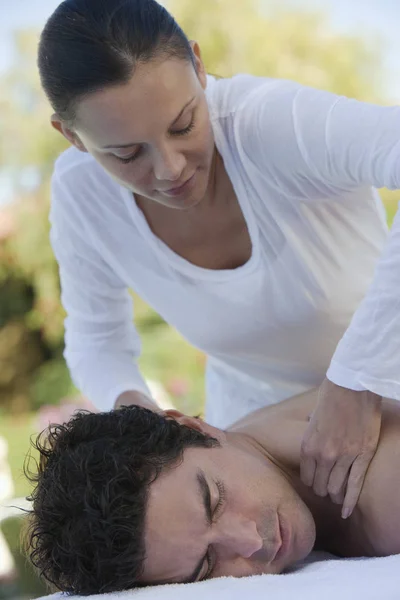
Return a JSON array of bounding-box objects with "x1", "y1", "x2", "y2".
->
[{"x1": 101, "y1": 95, "x2": 196, "y2": 149}]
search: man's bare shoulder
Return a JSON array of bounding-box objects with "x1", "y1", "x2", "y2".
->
[
  {"x1": 228, "y1": 387, "x2": 319, "y2": 433},
  {"x1": 228, "y1": 388, "x2": 400, "y2": 435},
  {"x1": 227, "y1": 388, "x2": 319, "y2": 469},
  {"x1": 361, "y1": 398, "x2": 400, "y2": 555}
]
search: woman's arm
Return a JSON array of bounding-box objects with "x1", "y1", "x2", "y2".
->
[
  {"x1": 327, "y1": 205, "x2": 400, "y2": 399},
  {"x1": 50, "y1": 174, "x2": 154, "y2": 412},
  {"x1": 241, "y1": 79, "x2": 400, "y2": 514},
  {"x1": 241, "y1": 78, "x2": 400, "y2": 197}
]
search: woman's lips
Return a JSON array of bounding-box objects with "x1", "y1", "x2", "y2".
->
[{"x1": 161, "y1": 171, "x2": 196, "y2": 196}]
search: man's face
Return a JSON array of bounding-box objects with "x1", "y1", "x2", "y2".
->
[{"x1": 140, "y1": 433, "x2": 316, "y2": 584}]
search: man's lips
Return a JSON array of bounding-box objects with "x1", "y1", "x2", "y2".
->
[
  {"x1": 268, "y1": 516, "x2": 283, "y2": 563},
  {"x1": 274, "y1": 515, "x2": 290, "y2": 563}
]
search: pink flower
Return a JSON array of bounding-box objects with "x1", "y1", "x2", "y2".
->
[{"x1": 166, "y1": 377, "x2": 191, "y2": 398}]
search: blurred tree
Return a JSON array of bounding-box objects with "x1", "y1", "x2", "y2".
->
[
  {"x1": 167, "y1": 0, "x2": 385, "y2": 101},
  {"x1": 0, "y1": 30, "x2": 69, "y2": 179},
  {"x1": 0, "y1": 1, "x2": 397, "y2": 414}
]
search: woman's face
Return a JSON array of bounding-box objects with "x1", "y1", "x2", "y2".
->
[{"x1": 53, "y1": 43, "x2": 217, "y2": 210}]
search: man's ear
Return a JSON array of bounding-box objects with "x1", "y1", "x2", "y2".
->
[
  {"x1": 51, "y1": 114, "x2": 88, "y2": 153},
  {"x1": 164, "y1": 409, "x2": 200, "y2": 429},
  {"x1": 164, "y1": 409, "x2": 226, "y2": 444}
]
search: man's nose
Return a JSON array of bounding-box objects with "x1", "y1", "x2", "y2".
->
[{"x1": 214, "y1": 514, "x2": 263, "y2": 559}]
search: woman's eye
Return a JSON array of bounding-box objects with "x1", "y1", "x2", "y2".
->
[
  {"x1": 114, "y1": 117, "x2": 195, "y2": 165},
  {"x1": 115, "y1": 150, "x2": 141, "y2": 164},
  {"x1": 172, "y1": 117, "x2": 195, "y2": 137}
]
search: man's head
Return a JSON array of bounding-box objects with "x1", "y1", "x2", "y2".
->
[
  {"x1": 25, "y1": 405, "x2": 316, "y2": 595},
  {"x1": 38, "y1": 0, "x2": 216, "y2": 211}
]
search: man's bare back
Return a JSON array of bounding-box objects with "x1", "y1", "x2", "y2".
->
[{"x1": 229, "y1": 388, "x2": 400, "y2": 559}]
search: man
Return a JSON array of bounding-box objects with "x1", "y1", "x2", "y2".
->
[{"x1": 25, "y1": 388, "x2": 399, "y2": 595}]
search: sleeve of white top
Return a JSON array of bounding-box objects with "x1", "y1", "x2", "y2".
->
[
  {"x1": 242, "y1": 79, "x2": 400, "y2": 197},
  {"x1": 327, "y1": 203, "x2": 400, "y2": 400},
  {"x1": 50, "y1": 174, "x2": 151, "y2": 411}
]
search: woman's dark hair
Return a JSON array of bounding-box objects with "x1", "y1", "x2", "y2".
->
[
  {"x1": 23, "y1": 405, "x2": 220, "y2": 595},
  {"x1": 38, "y1": 0, "x2": 197, "y2": 126}
]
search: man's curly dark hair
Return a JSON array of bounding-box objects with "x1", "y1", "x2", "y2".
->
[{"x1": 23, "y1": 405, "x2": 220, "y2": 596}]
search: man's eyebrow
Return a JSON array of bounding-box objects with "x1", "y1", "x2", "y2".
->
[{"x1": 101, "y1": 95, "x2": 196, "y2": 149}]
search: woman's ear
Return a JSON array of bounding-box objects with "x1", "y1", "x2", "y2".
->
[
  {"x1": 50, "y1": 114, "x2": 88, "y2": 152},
  {"x1": 189, "y1": 40, "x2": 207, "y2": 90}
]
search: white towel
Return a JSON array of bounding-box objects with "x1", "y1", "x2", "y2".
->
[{"x1": 35, "y1": 552, "x2": 400, "y2": 600}]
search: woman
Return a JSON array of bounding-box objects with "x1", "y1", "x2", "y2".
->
[{"x1": 38, "y1": 0, "x2": 400, "y2": 519}]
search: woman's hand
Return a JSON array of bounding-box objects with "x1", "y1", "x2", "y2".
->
[{"x1": 300, "y1": 378, "x2": 382, "y2": 518}]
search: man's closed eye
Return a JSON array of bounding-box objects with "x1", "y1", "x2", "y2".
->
[{"x1": 196, "y1": 476, "x2": 226, "y2": 582}]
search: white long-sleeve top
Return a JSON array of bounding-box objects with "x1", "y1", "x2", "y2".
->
[
  {"x1": 327, "y1": 205, "x2": 400, "y2": 399},
  {"x1": 50, "y1": 73, "x2": 400, "y2": 426}
]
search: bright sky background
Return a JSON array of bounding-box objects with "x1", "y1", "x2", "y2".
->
[{"x1": 0, "y1": 0, "x2": 399, "y2": 97}]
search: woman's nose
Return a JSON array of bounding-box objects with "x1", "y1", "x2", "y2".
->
[
  {"x1": 152, "y1": 144, "x2": 185, "y2": 182},
  {"x1": 214, "y1": 515, "x2": 263, "y2": 559}
]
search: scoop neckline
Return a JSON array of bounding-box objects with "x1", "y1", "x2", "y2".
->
[{"x1": 120, "y1": 106, "x2": 260, "y2": 282}]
